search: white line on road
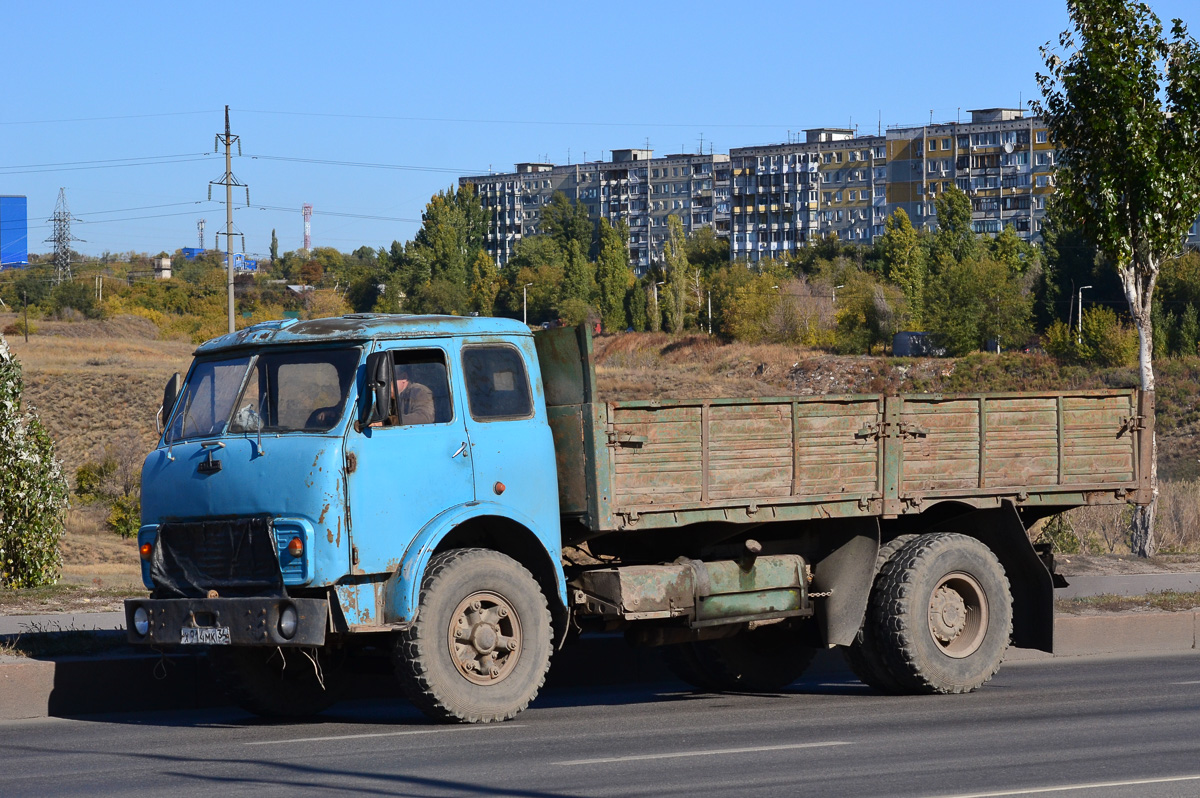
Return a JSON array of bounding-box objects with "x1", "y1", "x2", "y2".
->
[
  {"x1": 247, "y1": 724, "x2": 524, "y2": 746},
  {"x1": 935, "y1": 774, "x2": 1200, "y2": 797},
  {"x1": 1172, "y1": 680, "x2": 1200, "y2": 685},
  {"x1": 556, "y1": 741, "x2": 851, "y2": 766}
]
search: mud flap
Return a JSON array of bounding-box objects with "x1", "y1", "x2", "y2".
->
[{"x1": 812, "y1": 521, "x2": 880, "y2": 647}]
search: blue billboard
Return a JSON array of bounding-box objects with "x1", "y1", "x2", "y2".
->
[{"x1": 0, "y1": 196, "x2": 29, "y2": 268}]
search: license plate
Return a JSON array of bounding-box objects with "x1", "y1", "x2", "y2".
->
[{"x1": 180, "y1": 626, "x2": 230, "y2": 645}]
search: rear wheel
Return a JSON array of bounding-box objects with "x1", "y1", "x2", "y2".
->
[
  {"x1": 871, "y1": 533, "x2": 1012, "y2": 694},
  {"x1": 663, "y1": 625, "x2": 818, "y2": 693},
  {"x1": 210, "y1": 646, "x2": 345, "y2": 718},
  {"x1": 843, "y1": 534, "x2": 916, "y2": 693},
  {"x1": 395, "y1": 548, "x2": 552, "y2": 723}
]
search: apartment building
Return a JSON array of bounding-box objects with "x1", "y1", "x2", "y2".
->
[
  {"x1": 887, "y1": 108, "x2": 1052, "y2": 239},
  {"x1": 728, "y1": 129, "x2": 887, "y2": 262},
  {"x1": 463, "y1": 106, "x2": 1200, "y2": 266},
  {"x1": 460, "y1": 149, "x2": 729, "y2": 271}
]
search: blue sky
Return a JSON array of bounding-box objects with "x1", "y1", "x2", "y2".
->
[{"x1": 2, "y1": 0, "x2": 1195, "y2": 260}]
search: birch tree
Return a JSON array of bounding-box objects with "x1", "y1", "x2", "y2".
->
[{"x1": 1034, "y1": 0, "x2": 1200, "y2": 556}]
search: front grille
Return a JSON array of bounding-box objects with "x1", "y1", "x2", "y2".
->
[{"x1": 150, "y1": 518, "x2": 285, "y2": 599}]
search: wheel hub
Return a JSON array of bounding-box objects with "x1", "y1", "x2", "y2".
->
[
  {"x1": 926, "y1": 572, "x2": 989, "y2": 659},
  {"x1": 448, "y1": 591, "x2": 521, "y2": 685},
  {"x1": 929, "y1": 585, "x2": 968, "y2": 642}
]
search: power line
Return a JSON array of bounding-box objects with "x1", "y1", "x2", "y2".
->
[
  {"x1": 0, "y1": 156, "x2": 217, "y2": 176},
  {"x1": 247, "y1": 153, "x2": 480, "y2": 175},
  {"x1": 238, "y1": 108, "x2": 797, "y2": 130},
  {"x1": 0, "y1": 110, "x2": 220, "y2": 126},
  {"x1": 237, "y1": 204, "x2": 418, "y2": 223}
]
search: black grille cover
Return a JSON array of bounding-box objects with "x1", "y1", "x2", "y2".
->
[{"x1": 150, "y1": 518, "x2": 285, "y2": 599}]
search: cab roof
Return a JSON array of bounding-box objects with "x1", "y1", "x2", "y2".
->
[{"x1": 194, "y1": 314, "x2": 532, "y2": 355}]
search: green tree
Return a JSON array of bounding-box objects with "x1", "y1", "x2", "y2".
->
[
  {"x1": 662, "y1": 215, "x2": 691, "y2": 332},
  {"x1": 595, "y1": 219, "x2": 634, "y2": 332},
  {"x1": 269, "y1": 229, "x2": 278, "y2": 264},
  {"x1": 835, "y1": 271, "x2": 903, "y2": 354},
  {"x1": 398, "y1": 185, "x2": 489, "y2": 314},
  {"x1": 541, "y1": 192, "x2": 594, "y2": 256},
  {"x1": 684, "y1": 226, "x2": 730, "y2": 275},
  {"x1": 925, "y1": 258, "x2": 1033, "y2": 356},
  {"x1": 469, "y1": 251, "x2": 501, "y2": 316},
  {"x1": 930, "y1": 186, "x2": 978, "y2": 268},
  {"x1": 1035, "y1": 0, "x2": 1200, "y2": 556},
  {"x1": 0, "y1": 336, "x2": 68, "y2": 587},
  {"x1": 879, "y1": 208, "x2": 927, "y2": 328},
  {"x1": 498, "y1": 236, "x2": 566, "y2": 324},
  {"x1": 626, "y1": 279, "x2": 648, "y2": 332}
]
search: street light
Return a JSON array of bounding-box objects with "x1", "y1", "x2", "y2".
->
[
  {"x1": 1077, "y1": 285, "x2": 1093, "y2": 345},
  {"x1": 833, "y1": 284, "x2": 845, "y2": 304},
  {"x1": 523, "y1": 283, "x2": 533, "y2": 326}
]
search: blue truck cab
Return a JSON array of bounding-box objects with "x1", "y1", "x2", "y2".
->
[{"x1": 128, "y1": 314, "x2": 566, "y2": 721}]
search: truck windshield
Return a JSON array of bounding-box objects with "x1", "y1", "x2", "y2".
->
[{"x1": 165, "y1": 348, "x2": 360, "y2": 443}]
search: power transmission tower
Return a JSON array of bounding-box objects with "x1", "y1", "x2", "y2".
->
[
  {"x1": 209, "y1": 105, "x2": 249, "y2": 335},
  {"x1": 197, "y1": 218, "x2": 206, "y2": 250},
  {"x1": 45, "y1": 188, "x2": 83, "y2": 284}
]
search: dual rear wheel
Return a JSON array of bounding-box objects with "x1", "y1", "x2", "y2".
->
[{"x1": 846, "y1": 532, "x2": 1012, "y2": 694}]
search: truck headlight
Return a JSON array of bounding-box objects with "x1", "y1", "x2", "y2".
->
[
  {"x1": 278, "y1": 604, "x2": 298, "y2": 639},
  {"x1": 133, "y1": 606, "x2": 150, "y2": 637}
]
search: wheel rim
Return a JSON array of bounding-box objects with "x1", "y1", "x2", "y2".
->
[
  {"x1": 927, "y1": 571, "x2": 989, "y2": 659},
  {"x1": 447, "y1": 590, "x2": 522, "y2": 685}
]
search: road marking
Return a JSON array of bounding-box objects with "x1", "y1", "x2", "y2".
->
[
  {"x1": 1172, "y1": 680, "x2": 1200, "y2": 685},
  {"x1": 247, "y1": 724, "x2": 523, "y2": 746},
  {"x1": 935, "y1": 774, "x2": 1200, "y2": 797},
  {"x1": 556, "y1": 741, "x2": 851, "y2": 766}
]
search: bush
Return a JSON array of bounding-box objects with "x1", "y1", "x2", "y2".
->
[
  {"x1": 1045, "y1": 306, "x2": 1138, "y2": 367},
  {"x1": 0, "y1": 336, "x2": 68, "y2": 588},
  {"x1": 2, "y1": 319, "x2": 36, "y2": 337}
]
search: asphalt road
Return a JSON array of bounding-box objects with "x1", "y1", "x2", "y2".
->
[{"x1": 2, "y1": 651, "x2": 1199, "y2": 798}]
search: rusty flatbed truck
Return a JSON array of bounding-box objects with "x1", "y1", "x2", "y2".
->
[{"x1": 126, "y1": 315, "x2": 1153, "y2": 722}]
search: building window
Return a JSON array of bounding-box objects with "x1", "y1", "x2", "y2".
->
[{"x1": 1036, "y1": 130, "x2": 1048, "y2": 144}]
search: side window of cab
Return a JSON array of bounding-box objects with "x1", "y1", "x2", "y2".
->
[
  {"x1": 461, "y1": 345, "x2": 533, "y2": 421},
  {"x1": 384, "y1": 349, "x2": 453, "y2": 427}
]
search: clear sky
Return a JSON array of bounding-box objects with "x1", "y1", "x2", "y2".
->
[{"x1": 2, "y1": 0, "x2": 1195, "y2": 261}]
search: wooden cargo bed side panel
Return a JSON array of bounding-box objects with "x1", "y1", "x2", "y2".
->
[
  {"x1": 791, "y1": 400, "x2": 882, "y2": 497},
  {"x1": 611, "y1": 406, "x2": 703, "y2": 506},
  {"x1": 982, "y1": 397, "x2": 1059, "y2": 488},
  {"x1": 1061, "y1": 395, "x2": 1136, "y2": 484},
  {"x1": 901, "y1": 399, "x2": 981, "y2": 492},
  {"x1": 708, "y1": 403, "x2": 792, "y2": 500}
]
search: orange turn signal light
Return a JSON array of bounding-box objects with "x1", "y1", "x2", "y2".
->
[
  {"x1": 139, "y1": 543, "x2": 153, "y2": 561},
  {"x1": 287, "y1": 537, "x2": 304, "y2": 558}
]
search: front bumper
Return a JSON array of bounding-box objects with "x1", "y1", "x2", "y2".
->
[{"x1": 124, "y1": 597, "x2": 328, "y2": 647}]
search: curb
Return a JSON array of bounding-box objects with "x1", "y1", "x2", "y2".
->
[{"x1": 1, "y1": 612, "x2": 1197, "y2": 722}]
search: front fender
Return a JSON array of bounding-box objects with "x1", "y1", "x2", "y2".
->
[{"x1": 382, "y1": 501, "x2": 565, "y2": 625}]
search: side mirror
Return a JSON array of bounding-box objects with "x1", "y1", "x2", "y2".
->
[
  {"x1": 356, "y1": 352, "x2": 393, "y2": 431},
  {"x1": 158, "y1": 372, "x2": 182, "y2": 433}
]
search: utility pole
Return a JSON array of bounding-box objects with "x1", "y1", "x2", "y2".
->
[
  {"x1": 210, "y1": 106, "x2": 249, "y2": 335},
  {"x1": 45, "y1": 188, "x2": 83, "y2": 284}
]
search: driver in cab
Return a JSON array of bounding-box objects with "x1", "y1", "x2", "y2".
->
[{"x1": 391, "y1": 365, "x2": 434, "y2": 426}]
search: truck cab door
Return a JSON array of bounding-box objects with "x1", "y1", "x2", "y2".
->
[
  {"x1": 458, "y1": 339, "x2": 559, "y2": 543},
  {"x1": 344, "y1": 344, "x2": 475, "y2": 575}
]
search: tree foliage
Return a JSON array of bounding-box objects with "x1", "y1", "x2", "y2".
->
[
  {"x1": 595, "y1": 219, "x2": 634, "y2": 331},
  {"x1": 0, "y1": 336, "x2": 68, "y2": 588},
  {"x1": 1035, "y1": 0, "x2": 1200, "y2": 557},
  {"x1": 925, "y1": 258, "x2": 1033, "y2": 356}
]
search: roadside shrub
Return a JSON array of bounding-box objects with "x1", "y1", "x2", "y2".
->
[
  {"x1": 1045, "y1": 307, "x2": 1138, "y2": 367},
  {"x1": 0, "y1": 335, "x2": 69, "y2": 588},
  {"x1": 73, "y1": 431, "x2": 143, "y2": 539},
  {"x1": 2, "y1": 319, "x2": 36, "y2": 337}
]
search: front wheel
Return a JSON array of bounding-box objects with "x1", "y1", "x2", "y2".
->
[
  {"x1": 871, "y1": 533, "x2": 1012, "y2": 694},
  {"x1": 395, "y1": 548, "x2": 552, "y2": 723}
]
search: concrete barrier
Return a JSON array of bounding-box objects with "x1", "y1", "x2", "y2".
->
[{"x1": 1, "y1": 612, "x2": 1197, "y2": 721}]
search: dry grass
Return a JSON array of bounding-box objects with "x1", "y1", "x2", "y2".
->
[
  {"x1": 1055, "y1": 589, "x2": 1200, "y2": 615},
  {"x1": 1054, "y1": 479, "x2": 1200, "y2": 555},
  {"x1": 2, "y1": 313, "x2": 194, "y2": 488}
]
